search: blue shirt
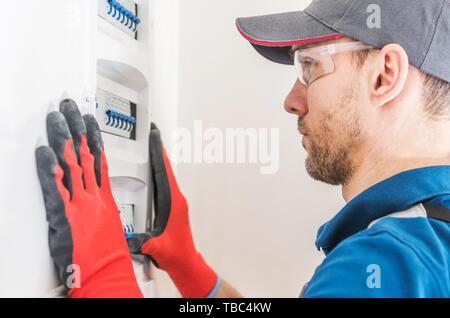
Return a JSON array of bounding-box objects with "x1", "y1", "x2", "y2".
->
[{"x1": 303, "y1": 166, "x2": 450, "y2": 298}]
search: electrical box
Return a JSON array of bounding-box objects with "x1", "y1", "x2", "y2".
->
[
  {"x1": 96, "y1": 88, "x2": 137, "y2": 140},
  {"x1": 96, "y1": 0, "x2": 154, "y2": 297},
  {"x1": 98, "y1": 0, "x2": 141, "y2": 39}
]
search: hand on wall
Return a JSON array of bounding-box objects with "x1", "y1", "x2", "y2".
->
[{"x1": 36, "y1": 100, "x2": 143, "y2": 298}]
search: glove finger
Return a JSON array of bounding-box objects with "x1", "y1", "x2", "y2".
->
[
  {"x1": 84, "y1": 114, "x2": 114, "y2": 197},
  {"x1": 83, "y1": 114, "x2": 104, "y2": 188},
  {"x1": 47, "y1": 111, "x2": 83, "y2": 197},
  {"x1": 60, "y1": 99, "x2": 86, "y2": 166},
  {"x1": 149, "y1": 123, "x2": 171, "y2": 236},
  {"x1": 36, "y1": 146, "x2": 73, "y2": 284},
  {"x1": 60, "y1": 100, "x2": 98, "y2": 194}
]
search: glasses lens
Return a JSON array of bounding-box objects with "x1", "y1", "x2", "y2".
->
[
  {"x1": 294, "y1": 49, "x2": 334, "y2": 86},
  {"x1": 294, "y1": 51, "x2": 308, "y2": 85}
]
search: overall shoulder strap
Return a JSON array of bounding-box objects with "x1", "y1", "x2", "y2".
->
[{"x1": 422, "y1": 204, "x2": 450, "y2": 223}]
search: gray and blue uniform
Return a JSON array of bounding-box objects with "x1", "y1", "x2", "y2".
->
[{"x1": 303, "y1": 166, "x2": 450, "y2": 297}]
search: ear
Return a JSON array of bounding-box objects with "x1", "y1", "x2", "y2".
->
[{"x1": 370, "y1": 44, "x2": 409, "y2": 108}]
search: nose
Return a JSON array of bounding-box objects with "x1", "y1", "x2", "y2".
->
[{"x1": 284, "y1": 80, "x2": 308, "y2": 117}]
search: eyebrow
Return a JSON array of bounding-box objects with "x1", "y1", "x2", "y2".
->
[
  {"x1": 288, "y1": 43, "x2": 314, "y2": 60},
  {"x1": 288, "y1": 42, "x2": 316, "y2": 59}
]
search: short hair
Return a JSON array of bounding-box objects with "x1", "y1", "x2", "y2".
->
[{"x1": 353, "y1": 49, "x2": 450, "y2": 120}]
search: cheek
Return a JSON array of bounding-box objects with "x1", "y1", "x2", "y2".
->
[
  {"x1": 307, "y1": 89, "x2": 344, "y2": 136},
  {"x1": 307, "y1": 83, "x2": 337, "y2": 118},
  {"x1": 308, "y1": 66, "x2": 359, "y2": 118}
]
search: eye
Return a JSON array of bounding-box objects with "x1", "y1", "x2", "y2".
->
[{"x1": 300, "y1": 57, "x2": 314, "y2": 66}]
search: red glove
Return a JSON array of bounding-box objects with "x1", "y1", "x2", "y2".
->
[
  {"x1": 128, "y1": 124, "x2": 218, "y2": 298},
  {"x1": 36, "y1": 100, "x2": 142, "y2": 298}
]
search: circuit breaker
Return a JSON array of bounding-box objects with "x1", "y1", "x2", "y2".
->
[
  {"x1": 96, "y1": 88, "x2": 137, "y2": 140},
  {"x1": 98, "y1": 0, "x2": 141, "y2": 39}
]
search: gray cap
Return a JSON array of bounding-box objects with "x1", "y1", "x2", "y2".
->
[{"x1": 236, "y1": 0, "x2": 450, "y2": 83}]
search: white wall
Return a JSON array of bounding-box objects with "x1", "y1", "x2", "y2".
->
[
  {"x1": 0, "y1": 0, "x2": 97, "y2": 297},
  {"x1": 155, "y1": 0, "x2": 346, "y2": 297}
]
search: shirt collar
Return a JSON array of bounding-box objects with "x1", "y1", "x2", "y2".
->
[{"x1": 315, "y1": 165, "x2": 450, "y2": 254}]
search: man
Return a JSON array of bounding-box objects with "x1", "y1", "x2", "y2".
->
[{"x1": 37, "y1": 0, "x2": 449, "y2": 297}]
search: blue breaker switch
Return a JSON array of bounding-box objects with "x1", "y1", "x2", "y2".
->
[
  {"x1": 124, "y1": 10, "x2": 131, "y2": 26},
  {"x1": 133, "y1": 16, "x2": 141, "y2": 32},
  {"x1": 120, "y1": 8, "x2": 127, "y2": 24},
  {"x1": 110, "y1": 1, "x2": 119, "y2": 18},
  {"x1": 123, "y1": 116, "x2": 131, "y2": 131},
  {"x1": 129, "y1": 117, "x2": 136, "y2": 132},
  {"x1": 119, "y1": 114, "x2": 126, "y2": 129},
  {"x1": 116, "y1": 113, "x2": 121, "y2": 129},
  {"x1": 116, "y1": 5, "x2": 123, "y2": 21},
  {"x1": 100, "y1": 0, "x2": 140, "y2": 38},
  {"x1": 105, "y1": 110, "x2": 113, "y2": 126},
  {"x1": 96, "y1": 88, "x2": 137, "y2": 139}
]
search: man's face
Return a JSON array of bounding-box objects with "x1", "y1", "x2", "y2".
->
[{"x1": 285, "y1": 38, "x2": 366, "y2": 186}]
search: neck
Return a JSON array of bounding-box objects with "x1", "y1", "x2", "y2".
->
[
  {"x1": 342, "y1": 118, "x2": 450, "y2": 202},
  {"x1": 342, "y1": 156, "x2": 450, "y2": 203}
]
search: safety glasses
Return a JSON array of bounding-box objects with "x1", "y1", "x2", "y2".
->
[{"x1": 293, "y1": 41, "x2": 373, "y2": 87}]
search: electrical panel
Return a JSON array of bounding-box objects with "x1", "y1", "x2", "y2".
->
[
  {"x1": 96, "y1": 88, "x2": 137, "y2": 140},
  {"x1": 96, "y1": 0, "x2": 155, "y2": 297},
  {"x1": 96, "y1": 0, "x2": 154, "y2": 293},
  {"x1": 98, "y1": 0, "x2": 141, "y2": 39}
]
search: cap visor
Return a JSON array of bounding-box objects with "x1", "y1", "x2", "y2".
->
[{"x1": 236, "y1": 10, "x2": 343, "y2": 65}]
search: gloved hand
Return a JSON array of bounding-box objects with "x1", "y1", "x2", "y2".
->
[
  {"x1": 36, "y1": 100, "x2": 143, "y2": 298},
  {"x1": 128, "y1": 124, "x2": 218, "y2": 298}
]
